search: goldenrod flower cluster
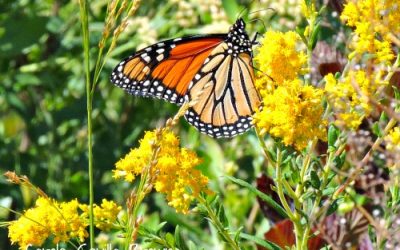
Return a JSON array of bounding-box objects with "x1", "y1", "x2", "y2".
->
[
  {"x1": 113, "y1": 130, "x2": 210, "y2": 213},
  {"x1": 325, "y1": 70, "x2": 386, "y2": 129},
  {"x1": 341, "y1": 0, "x2": 399, "y2": 63},
  {"x1": 254, "y1": 79, "x2": 326, "y2": 150},
  {"x1": 81, "y1": 199, "x2": 122, "y2": 231},
  {"x1": 255, "y1": 31, "x2": 307, "y2": 90},
  {"x1": 8, "y1": 197, "x2": 120, "y2": 250},
  {"x1": 386, "y1": 126, "x2": 400, "y2": 151},
  {"x1": 254, "y1": 31, "x2": 326, "y2": 150}
]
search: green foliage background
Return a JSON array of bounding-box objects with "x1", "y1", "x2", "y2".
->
[
  {"x1": 0, "y1": 0, "x2": 358, "y2": 248},
  {"x1": 0, "y1": 0, "x2": 289, "y2": 249}
]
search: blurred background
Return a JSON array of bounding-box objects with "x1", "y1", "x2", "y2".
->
[{"x1": 0, "y1": 0, "x2": 343, "y2": 249}]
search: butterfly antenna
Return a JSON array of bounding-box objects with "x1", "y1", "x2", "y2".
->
[
  {"x1": 237, "y1": 6, "x2": 248, "y2": 19},
  {"x1": 236, "y1": 0, "x2": 260, "y2": 19},
  {"x1": 248, "y1": 18, "x2": 267, "y2": 34},
  {"x1": 248, "y1": 8, "x2": 276, "y2": 17},
  {"x1": 253, "y1": 66, "x2": 275, "y2": 82}
]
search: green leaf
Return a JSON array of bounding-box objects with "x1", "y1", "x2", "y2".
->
[
  {"x1": 175, "y1": 225, "x2": 188, "y2": 250},
  {"x1": 393, "y1": 86, "x2": 400, "y2": 111},
  {"x1": 379, "y1": 111, "x2": 389, "y2": 123},
  {"x1": 338, "y1": 200, "x2": 355, "y2": 213},
  {"x1": 328, "y1": 124, "x2": 340, "y2": 150},
  {"x1": 394, "y1": 86, "x2": 400, "y2": 100},
  {"x1": 155, "y1": 221, "x2": 168, "y2": 232},
  {"x1": 372, "y1": 122, "x2": 383, "y2": 137},
  {"x1": 221, "y1": 0, "x2": 241, "y2": 23},
  {"x1": 188, "y1": 241, "x2": 199, "y2": 250},
  {"x1": 322, "y1": 187, "x2": 335, "y2": 196},
  {"x1": 310, "y1": 170, "x2": 321, "y2": 189},
  {"x1": 165, "y1": 232, "x2": 175, "y2": 247},
  {"x1": 326, "y1": 199, "x2": 339, "y2": 215},
  {"x1": 225, "y1": 175, "x2": 287, "y2": 218},
  {"x1": 296, "y1": 26, "x2": 308, "y2": 45},
  {"x1": 332, "y1": 152, "x2": 346, "y2": 170},
  {"x1": 234, "y1": 227, "x2": 243, "y2": 244},
  {"x1": 239, "y1": 233, "x2": 281, "y2": 250},
  {"x1": 217, "y1": 203, "x2": 229, "y2": 227},
  {"x1": 310, "y1": 22, "x2": 321, "y2": 50},
  {"x1": 300, "y1": 190, "x2": 315, "y2": 201}
]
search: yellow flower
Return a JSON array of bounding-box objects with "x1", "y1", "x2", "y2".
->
[
  {"x1": 301, "y1": 0, "x2": 316, "y2": 19},
  {"x1": 8, "y1": 197, "x2": 88, "y2": 250},
  {"x1": 93, "y1": 199, "x2": 121, "y2": 231},
  {"x1": 8, "y1": 197, "x2": 120, "y2": 249},
  {"x1": 114, "y1": 130, "x2": 210, "y2": 214},
  {"x1": 341, "y1": 0, "x2": 399, "y2": 63},
  {"x1": 254, "y1": 79, "x2": 327, "y2": 150},
  {"x1": 324, "y1": 70, "x2": 386, "y2": 129},
  {"x1": 386, "y1": 126, "x2": 400, "y2": 151},
  {"x1": 255, "y1": 30, "x2": 307, "y2": 91},
  {"x1": 8, "y1": 198, "x2": 50, "y2": 249}
]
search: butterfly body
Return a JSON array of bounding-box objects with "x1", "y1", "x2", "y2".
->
[{"x1": 111, "y1": 18, "x2": 261, "y2": 138}]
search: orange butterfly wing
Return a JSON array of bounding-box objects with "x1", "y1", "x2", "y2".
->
[{"x1": 111, "y1": 36, "x2": 224, "y2": 104}]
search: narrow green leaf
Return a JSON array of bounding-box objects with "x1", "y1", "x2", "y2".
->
[
  {"x1": 239, "y1": 233, "x2": 281, "y2": 250},
  {"x1": 393, "y1": 86, "x2": 400, "y2": 100},
  {"x1": 234, "y1": 227, "x2": 243, "y2": 244},
  {"x1": 165, "y1": 232, "x2": 175, "y2": 247},
  {"x1": 379, "y1": 111, "x2": 389, "y2": 123},
  {"x1": 310, "y1": 170, "x2": 321, "y2": 189},
  {"x1": 327, "y1": 199, "x2": 339, "y2": 215},
  {"x1": 217, "y1": 203, "x2": 229, "y2": 227},
  {"x1": 225, "y1": 175, "x2": 287, "y2": 218},
  {"x1": 322, "y1": 187, "x2": 335, "y2": 196},
  {"x1": 372, "y1": 122, "x2": 383, "y2": 137},
  {"x1": 156, "y1": 221, "x2": 167, "y2": 232},
  {"x1": 296, "y1": 26, "x2": 308, "y2": 45},
  {"x1": 310, "y1": 22, "x2": 321, "y2": 50},
  {"x1": 332, "y1": 152, "x2": 346, "y2": 171},
  {"x1": 175, "y1": 225, "x2": 188, "y2": 250},
  {"x1": 188, "y1": 241, "x2": 199, "y2": 250},
  {"x1": 328, "y1": 124, "x2": 339, "y2": 150}
]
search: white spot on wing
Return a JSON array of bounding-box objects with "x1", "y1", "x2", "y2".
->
[
  {"x1": 143, "y1": 56, "x2": 151, "y2": 63},
  {"x1": 156, "y1": 54, "x2": 164, "y2": 61}
]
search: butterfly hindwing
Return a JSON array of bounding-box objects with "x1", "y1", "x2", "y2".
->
[
  {"x1": 111, "y1": 35, "x2": 224, "y2": 105},
  {"x1": 184, "y1": 19, "x2": 261, "y2": 138},
  {"x1": 184, "y1": 43, "x2": 260, "y2": 138}
]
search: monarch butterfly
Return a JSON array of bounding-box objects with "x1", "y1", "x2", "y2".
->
[{"x1": 110, "y1": 18, "x2": 261, "y2": 138}]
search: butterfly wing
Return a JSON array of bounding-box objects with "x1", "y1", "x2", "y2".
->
[
  {"x1": 184, "y1": 42, "x2": 261, "y2": 138},
  {"x1": 111, "y1": 35, "x2": 225, "y2": 104}
]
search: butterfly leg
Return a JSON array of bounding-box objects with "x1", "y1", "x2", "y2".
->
[{"x1": 252, "y1": 32, "x2": 262, "y2": 45}]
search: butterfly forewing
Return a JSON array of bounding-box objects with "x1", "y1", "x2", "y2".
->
[{"x1": 111, "y1": 36, "x2": 224, "y2": 104}]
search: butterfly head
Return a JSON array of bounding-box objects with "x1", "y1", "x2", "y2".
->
[{"x1": 226, "y1": 18, "x2": 252, "y2": 57}]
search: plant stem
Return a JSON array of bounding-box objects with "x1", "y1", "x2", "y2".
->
[
  {"x1": 274, "y1": 149, "x2": 296, "y2": 221},
  {"x1": 78, "y1": 0, "x2": 94, "y2": 247},
  {"x1": 275, "y1": 149, "x2": 307, "y2": 249},
  {"x1": 255, "y1": 126, "x2": 275, "y2": 165},
  {"x1": 333, "y1": 118, "x2": 397, "y2": 198},
  {"x1": 197, "y1": 196, "x2": 241, "y2": 250}
]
